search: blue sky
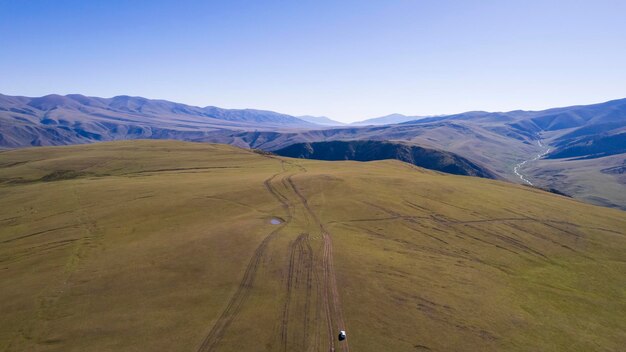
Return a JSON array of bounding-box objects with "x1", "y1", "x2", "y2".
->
[{"x1": 1, "y1": 0, "x2": 625, "y2": 122}]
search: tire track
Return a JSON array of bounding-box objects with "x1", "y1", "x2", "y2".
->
[
  {"x1": 321, "y1": 234, "x2": 336, "y2": 352},
  {"x1": 280, "y1": 234, "x2": 301, "y2": 350},
  {"x1": 198, "y1": 162, "x2": 348, "y2": 352},
  {"x1": 301, "y1": 236, "x2": 316, "y2": 352},
  {"x1": 286, "y1": 175, "x2": 350, "y2": 352},
  {"x1": 196, "y1": 171, "x2": 292, "y2": 352},
  {"x1": 323, "y1": 232, "x2": 350, "y2": 352},
  {"x1": 280, "y1": 233, "x2": 314, "y2": 351}
]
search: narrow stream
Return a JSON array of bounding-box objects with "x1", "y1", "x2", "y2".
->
[{"x1": 513, "y1": 140, "x2": 551, "y2": 186}]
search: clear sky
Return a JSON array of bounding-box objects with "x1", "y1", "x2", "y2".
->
[{"x1": 1, "y1": 0, "x2": 625, "y2": 122}]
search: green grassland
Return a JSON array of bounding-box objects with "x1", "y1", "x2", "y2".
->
[{"x1": 0, "y1": 140, "x2": 624, "y2": 351}]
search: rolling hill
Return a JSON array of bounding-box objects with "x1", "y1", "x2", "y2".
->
[{"x1": 1, "y1": 140, "x2": 625, "y2": 351}]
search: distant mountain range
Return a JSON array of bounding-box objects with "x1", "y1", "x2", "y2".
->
[
  {"x1": 410, "y1": 98, "x2": 626, "y2": 160},
  {"x1": 2, "y1": 93, "x2": 625, "y2": 208},
  {"x1": 0, "y1": 93, "x2": 316, "y2": 148},
  {"x1": 3, "y1": 94, "x2": 624, "y2": 162}
]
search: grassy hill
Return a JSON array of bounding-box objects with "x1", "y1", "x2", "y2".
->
[{"x1": 1, "y1": 140, "x2": 625, "y2": 352}]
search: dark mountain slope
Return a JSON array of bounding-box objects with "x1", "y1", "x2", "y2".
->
[{"x1": 273, "y1": 140, "x2": 498, "y2": 178}]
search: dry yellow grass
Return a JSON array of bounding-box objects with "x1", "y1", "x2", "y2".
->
[{"x1": 0, "y1": 140, "x2": 624, "y2": 351}]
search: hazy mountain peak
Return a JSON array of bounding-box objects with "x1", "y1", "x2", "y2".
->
[
  {"x1": 297, "y1": 115, "x2": 346, "y2": 126},
  {"x1": 351, "y1": 113, "x2": 425, "y2": 126}
]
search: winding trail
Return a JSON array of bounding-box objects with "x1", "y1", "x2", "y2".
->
[
  {"x1": 280, "y1": 233, "x2": 314, "y2": 351},
  {"x1": 513, "y1": 140, "x2": 551, "y2": 186}
]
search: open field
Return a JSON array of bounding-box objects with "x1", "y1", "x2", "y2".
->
[{"x1": 1, "y1": 140, "x2": 625, "y2": 351}]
